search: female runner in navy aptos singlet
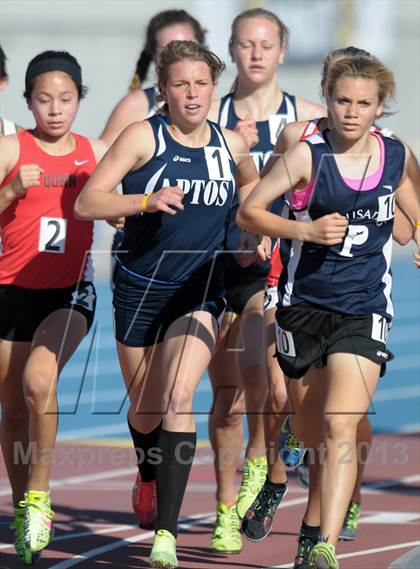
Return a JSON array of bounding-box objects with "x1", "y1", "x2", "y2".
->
[{"x1": 75, "y1": 40, "x2": 260, "y2": 569}]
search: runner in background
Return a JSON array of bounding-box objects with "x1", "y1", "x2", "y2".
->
[
  {"x1": 238, "y1": 53, "x2": 419, "y2": 569},
  {"x1": 100, "y1": 9, "x2": 206, "y2": 145},
  {"x1": 75, "y1": 41, "x2": 260, "y2": 569},
  {"x1": 206, "y1": 8, "x2": 325, "y2": 554},
  {"x1": 0, "y1": 45, "x2": 24, "y2": 135},
  {"x1": 0, "y1": 50, "x2": 108, "y2": 564}
]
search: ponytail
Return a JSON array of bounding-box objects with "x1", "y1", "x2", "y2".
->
[{"x1": 128, "y1": 48, "x2": 153, "y2": 92}]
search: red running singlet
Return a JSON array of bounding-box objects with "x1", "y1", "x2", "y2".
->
[{"x1": 0, "y1": 130, "x2": 96, "y2": 288}]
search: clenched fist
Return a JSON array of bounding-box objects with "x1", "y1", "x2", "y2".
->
[{"x1": 10, "y1": 164, "x2": 44, "y2": 198}]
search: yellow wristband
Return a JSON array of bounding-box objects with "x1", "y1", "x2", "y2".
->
[
  {"x1": 140, "y1": 194, "x2": 148, "y2": 213},
  {"x1": 416, "y1": 221, "x2": 420, "y2": 227}
]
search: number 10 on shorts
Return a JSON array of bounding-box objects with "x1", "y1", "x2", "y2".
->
[
  {"x1": 275, "y1": 324, "x2": 296, "y2": 357},
  {"x1": 39, "y1": 217, "x2": 67, "y2": 253}
]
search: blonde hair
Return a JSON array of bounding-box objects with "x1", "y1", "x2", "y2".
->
[
  {"x1": 156, "y1": 40, "x2": 225, "y2": 111},
  {"x1": 320, "y1": 46, "x2": 372, "y2": 98},
  {"x1": 229, "y1": 8, "x2": 288, "y2": 94},
  {"x1": 230, "y1": 8, "x2": 289, "y2": 47},
  {"x1": 325, "y1": 55, "x2": 396, "y2": 116}
]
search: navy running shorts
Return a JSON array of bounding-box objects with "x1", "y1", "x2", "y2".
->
[{"x1": 113, "y1": 264, "x2": 226, "y2": 347}]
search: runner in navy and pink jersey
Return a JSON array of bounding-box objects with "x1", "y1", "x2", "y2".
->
[
  {"x1": 238, "y1": 52, "x2": 419, "y2": 569},
  {"x1": 0, "y1": 50, "x2": 108, "y2": 564}
]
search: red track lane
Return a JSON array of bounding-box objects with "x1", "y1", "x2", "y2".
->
[{"x1": 1, "y1": 434, "x2": 419, "y2": 569}]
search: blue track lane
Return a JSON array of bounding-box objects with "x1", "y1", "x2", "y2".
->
[{"x1": 55, "y1": 257, "x2": 419, "y2": 441}]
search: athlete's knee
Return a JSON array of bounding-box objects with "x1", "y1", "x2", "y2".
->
[
  {"x1": 267, "y1": 381, "x2": 288, "y2": 412},
  {"x1": 23, "y1": 370, "x2": 57, "y2": 412},
  {"x1": 166, "y1": 387, "x2": 194, "y2": 417},
  {"x1": 324, "y1": 414, "x2": 360, "y2": 443}
]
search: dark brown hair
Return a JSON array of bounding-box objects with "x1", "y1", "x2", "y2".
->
[{"x1": 129, "y1": 9, "x2": 206, "y2": 92}]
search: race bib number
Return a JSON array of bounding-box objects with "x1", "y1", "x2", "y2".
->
[
  {"x1": 275, "y1": 324, "x2": 296, "y2": 357},
  {"x1": 371, "y1": 313, "x2": 388, "y2": 343},
  {"x1": 268, "y1": 114, "x2": 287, "y2": 145},
  {"x1": 204, "y1": 146, "x2": 231, "y2": 180},
  {"x1": 377, "y1": 193, "x2": 396, "y2": 222},
  {"x1": 39, "y1": 217, "x2": 67, "y2": 253},
  {"x1": 71, "y1": 284, "x2": 96, "y2": 312}
]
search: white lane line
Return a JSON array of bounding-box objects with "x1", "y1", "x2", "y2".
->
[
  {"x1": 0, "y1": 524, "x2": 133, "y2": 551},
  {"x1": 266, "y1": 540, "x2": 420, "y2": 568},
  {"x1": 365, "y1": 474, "x2": 420, "y2": 491},
  {"x1": 399, "y1": 423, "x2": 420, "y2": 434},
  {"x1": 0, "y1": 467, "x2": 134, "y2": 497},
  {"x1": 48, "y1": 510, "x2": 215, "y2": 569},
  {"x1": 46, "y1": 495, "x2": 309, "y2": 568}
]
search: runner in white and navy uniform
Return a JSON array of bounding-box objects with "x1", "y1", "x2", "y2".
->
[
  {"x1": 114, "y1": 112, "x2": 235, "y2": 346},
  {"x1": 0, "y1": 45, "x2": 24, "y2": 136},
  {"x1": 75, "y1": 41, "x2": 259, "y2": 569},
  {"x1": 238, "y1": 53, "x2": 419, "y2": 569},
  {"x1": 101, "y1": 10, "x2": 207, "y2": 288},
  {"x1": 206, "y1": 8, "x2": 325, "y2": 554}
]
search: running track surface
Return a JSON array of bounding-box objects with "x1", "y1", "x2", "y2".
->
[{"x1": 1, "y1": 257, "x2": 419, "y2": 568}]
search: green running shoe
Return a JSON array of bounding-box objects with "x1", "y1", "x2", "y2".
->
[
  {"x1": 22, "y1": 491, "x2": 54, "y2": 552},
  {"x1": 339, "y1": 501, "x2": 360, "y2": 541},
  {"x1": 236, "y1": 456, "x2": 267, "y2": 519},
  {"x1": 10, "y1": 507, "x2": 40, "y2": 565},
  {"x1": 309, "y1": 542, "x2": 339, "y2": 569},
  {"x1": 211, "y1": 502, "x2": 242, "y2": 553},
  {"x1": 150, "y1": 529, "x2": 178, "y2": 568}
]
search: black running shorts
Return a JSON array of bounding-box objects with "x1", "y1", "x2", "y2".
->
[
  {"x1": 275, "y1": 303, "x2": 393, "y2": 379},
  {"x1": 0, "y1": 282, "x2": 96, "y2": 342}
]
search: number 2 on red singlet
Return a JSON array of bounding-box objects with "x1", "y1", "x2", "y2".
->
[{"x1": 39, "y1": 217, "x2": 67, "y2": 253}]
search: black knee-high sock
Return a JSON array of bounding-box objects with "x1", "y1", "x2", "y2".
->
[
  {"x1": 127, "y1": 417, "x2": 162, "y2": 483},
  {"x1": 155, "y1": 429, "x2": 197, "y2": 537}
]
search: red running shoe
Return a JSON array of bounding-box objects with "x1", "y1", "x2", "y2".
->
[{"x1": 132, "y1": 472, "x2": 157, "y2": 529}]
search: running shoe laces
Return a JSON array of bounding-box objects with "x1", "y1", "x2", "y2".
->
[
  {"x1": 344, "y1": 501, "x2": 360, "y2": 530},
  {"x1": 309, "y1": 541, "x2": 339, "y2": 569},
  {"x1": 10, "y1": 508, "x2": 41, "y2": 565},
  {"x1": 339, "y1": 501, "x2": 360, "y2": 541},
  {"x1": 294, "y1": 534, "x2": 317, "y2": 569},
  {"x1": 150, "y1": 529, "x2": 178, "y2": 568},
  {"x1": 279, "y1": 416, "x2": 306, "y2": 468},
  {"x1": 236, "y1": 456, "x2": 268, "y2": 519},
  {"x1": 241, "y1": 482, "x2": 287, "y2": 542},
  {"x1": 211, "y1": 502, "x2": 242, "y2": 553},
  {"x1": 22, "y1": 491, "x2": 54, "y2": 552}
]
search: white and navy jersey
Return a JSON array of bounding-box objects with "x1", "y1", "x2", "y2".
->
[
  {"x1": 219, "y1": 91, "x2": 297, "y2": 277},
  {"x1": 118, "y1": 114, "x2": 237, "y2": 284},
  {"x1": 279, "y1": 130, "x2": 406, "y2": 322},
  {"x1": 218, "y1": 91, "x2": 297, "y2": 172},
  {"x1": 0, "y1": 118, "x2": 19, "y2": 136},
  {"x1": 143, "y1": 86, "x2": 158, "y2": 118}
]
